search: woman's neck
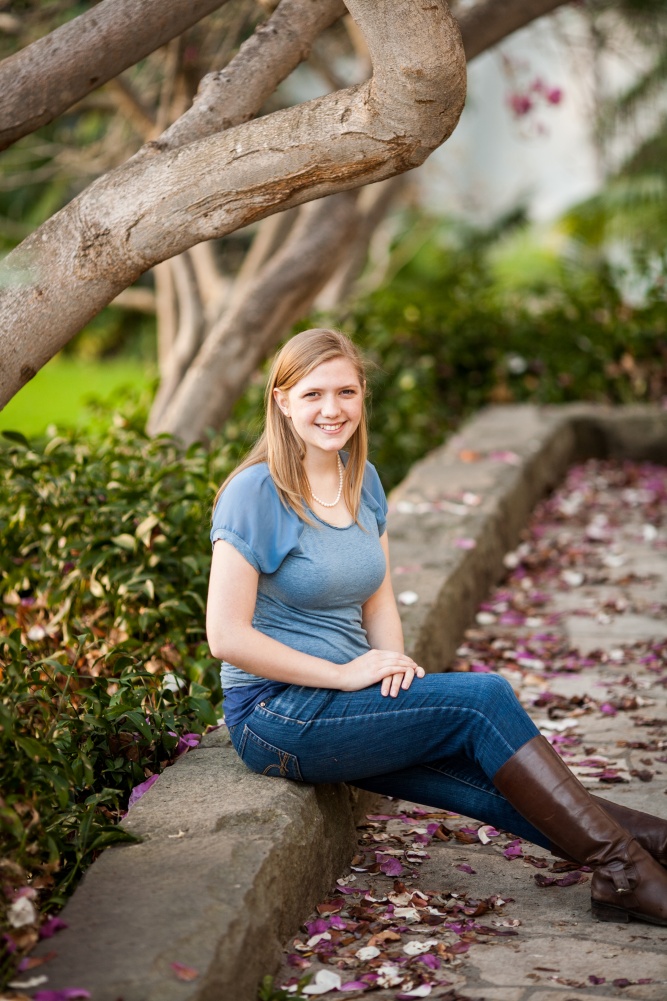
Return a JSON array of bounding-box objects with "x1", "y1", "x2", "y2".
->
[{"x1": 303, "y1": 449, "x2": 340, "y2": 479}]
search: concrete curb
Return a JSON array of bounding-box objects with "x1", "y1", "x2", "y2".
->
[{"x1": 29, "y1": 404, "x2": 667, "y2": 1000}]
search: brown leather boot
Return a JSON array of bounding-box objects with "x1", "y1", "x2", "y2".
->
[
  {"x1": 593, "y1": 796, "x2": 667, "y2": 868},
  {"x1": 550, "y1": 798, "x2": 667, "y2": 869},
  {"x1": 494, "y1": 735, "x2": 667, "y2": 926}
]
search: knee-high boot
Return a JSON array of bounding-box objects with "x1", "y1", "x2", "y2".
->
[
  {"x1": 493, "y1": 735, "x2": 667, "y2": 925},
  {"x1": 592, "y1": 796, "x2": 667, "y2": 868}
]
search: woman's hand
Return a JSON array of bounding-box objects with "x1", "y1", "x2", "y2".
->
[{"x1": 338, "y1": 649, "x2": 425, "y2": 696}]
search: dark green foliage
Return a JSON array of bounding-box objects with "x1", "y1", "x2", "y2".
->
[
  {"x1": 337, "y1": 222, "x2": 667, "y2": 489},
  {"x1": 0, "y1": 409, "x2": 244, "y2": 964}
]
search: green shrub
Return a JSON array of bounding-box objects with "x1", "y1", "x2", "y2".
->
[
  {"x1": 335, "y1": 224, "x2": 667, "y2": 488},
  {"x1": 0, "y1": 412, "x2": 244, "y2": 978}
]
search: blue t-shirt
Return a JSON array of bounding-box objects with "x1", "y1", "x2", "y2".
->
[{"x1": 210, "y1": 457, "x2": 388, "y2": 725}]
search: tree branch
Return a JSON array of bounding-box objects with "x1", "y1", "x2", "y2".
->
[
  {"x1": 0, "y1": 0, "x2": 467, "y2": 410},
  {"x1": 154, "y1": 0, "x2": 346, "y2": 153},
  {"x1": 457, "y1": 0, "x2": 570, "y2": 61},
  {"x1": 0, "y1": 0, "x2": 231, "y2": 151},
  {"x1": 148, "y1": 192, "x2": 360, "y2": 439}
]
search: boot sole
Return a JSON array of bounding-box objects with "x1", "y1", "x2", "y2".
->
[{"x1": 592, "y1": 900, "x2": 667, "y2": 926}]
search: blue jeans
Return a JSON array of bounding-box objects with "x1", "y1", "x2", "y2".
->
[{"x1": 228, "y1": 672, "x2": 551, "y2": 849}]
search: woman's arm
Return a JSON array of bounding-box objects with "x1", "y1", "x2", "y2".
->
[
  {"x1": 362, "y1": 532, "x2": 425, "y2": 697},
  {"x1": 206, "y1": 539, "x2": 419, "y2": 692}
]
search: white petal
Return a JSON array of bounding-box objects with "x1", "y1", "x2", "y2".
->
[
  {"x1": 8, "y1": 897, "x2": 37, "y2": 928},
  {"x1": 400, "y1": 984, "x2": 433, "y2": 997},
  {"x1": 306, "y1": 931, "x2": 331, "y2": 947},
  {"x1": 356, "y1": 946, "x2": 380, "y2": 960},
  {"x1": 398, "y1": 591, "x2": 419, "y2": 606},
  {"x1": 302, "y1": 970, "x2": 342, "y2": 995}
]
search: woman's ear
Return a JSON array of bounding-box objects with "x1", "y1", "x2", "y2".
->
[{"x1": 273, "y1": 387, "x2": 290, "y2": 417}]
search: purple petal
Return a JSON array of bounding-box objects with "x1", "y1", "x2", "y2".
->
[
  {"x1": 39, "y1": 917, "x2": 68, "y2": 939},
  {"x1": 127, "y1": 773, "x2": 159, "y2": 810},
  {"x1": 177, "y1": 733, "x2": 201, "y2": 754},
  {"x1": 419, "y1": 955, "x2": 441, "y2": 970},
  {"x1": 34, "y1": 991, "x2": 92, "y2": 1001},
  {"x1": 456, "y1": 864, "x2": 476, "y2": 874},
  {"x1": 340, "y1": 982, "x2": 369, "y2": 992},
  {"x1": 306, "y1": 918, "x2": 330, "y2": 936},
  {"x1": 382, "y1": 858, "x2": 405, "y2": 876}
]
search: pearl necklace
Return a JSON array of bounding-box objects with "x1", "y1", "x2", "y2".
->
[{"x1": 310, "y1": 453, "x2": 344, "y2": 508}]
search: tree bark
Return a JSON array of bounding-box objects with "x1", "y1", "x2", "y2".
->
[
  {"x1": 0, "y1": 0, "x2": 231, "y2": 152},
  {"x1": 148, "y1": 192, "x2": 361, "y2": 440},
  {"x1": 0, "y1": 0, "x2": 467, "y2": 411}
]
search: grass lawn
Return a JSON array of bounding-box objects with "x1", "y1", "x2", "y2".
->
[{"x1": 0, "y1": 356, "x2": 155, "y2": 438}]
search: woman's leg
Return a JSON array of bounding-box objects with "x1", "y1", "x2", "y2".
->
[
  {"x1": 351, "y1": 757, "x2": 552, "y2": 849},
  {"x1": 232, "y1": 672, "x2": 540, "y2": 786},
  {"x1": 230, "y1": 675, "x2": 667, "y2": 923}
]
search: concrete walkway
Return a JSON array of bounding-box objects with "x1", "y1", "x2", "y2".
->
[{"x1": 273, "y1": 457, "x2": 667, "y2": 1000}]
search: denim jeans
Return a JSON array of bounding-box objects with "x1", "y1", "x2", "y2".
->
[{"x1": 228, "y1": 672, "x2": 551, "y2": 849}]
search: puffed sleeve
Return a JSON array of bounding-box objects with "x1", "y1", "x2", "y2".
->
[
  {"x1": 210, "y1": 464, "x2": 303, "y2": 573},
  {"x1": 362, "y1": 460, "x2": 389, "y2": 536}
]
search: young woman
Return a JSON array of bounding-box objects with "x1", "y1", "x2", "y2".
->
[{"x1": 207, "y1": 327, "x2": 667, "y2": 926}]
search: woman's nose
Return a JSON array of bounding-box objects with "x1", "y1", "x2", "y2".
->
[{"x1": 320, "y1": 395, "x2": 340, "y2": 417}]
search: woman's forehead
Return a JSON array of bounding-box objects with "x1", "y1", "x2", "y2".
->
[{"x1": 294, "y1": 356, "x2": 362, "y2": 389}]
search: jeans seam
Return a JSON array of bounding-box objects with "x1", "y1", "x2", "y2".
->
[
  {"x1": 423, "y1": 763, "x2": 507, "y2": 800},
  {"x1": 260, "y1": 704, "x2": 521, "y2": 760}
]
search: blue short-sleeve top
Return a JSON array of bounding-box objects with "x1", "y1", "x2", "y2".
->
[{"x1": 210, "y1": 456, "x2": 389, "y2": 694}]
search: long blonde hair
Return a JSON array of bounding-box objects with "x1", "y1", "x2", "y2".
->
[{"x1": 214, "y1": 328, "x2": 369, "y2": 522}]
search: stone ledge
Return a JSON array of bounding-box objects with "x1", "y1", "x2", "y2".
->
[{"x1": 28, "y1": 404, "x2": 666, "y2": 1000}]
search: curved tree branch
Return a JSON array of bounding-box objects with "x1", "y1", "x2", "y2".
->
[
  {"x1": 0, "y1": 0, "x2": 467, "y2": 410},
  {"x1": 0, "y1": 0, "x2": 231, "y2": 152},
  {"x1": 147, "y1": 192, "x2": 360, "y2": 439}
]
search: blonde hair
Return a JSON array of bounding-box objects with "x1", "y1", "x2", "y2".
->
[{"x1": 214, "y1": 328, "x2": 369, "y2": 523}]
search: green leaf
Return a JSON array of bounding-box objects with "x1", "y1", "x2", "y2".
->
[{"x1": 1, "y1": 429, "x2": 30, "y2": 446}]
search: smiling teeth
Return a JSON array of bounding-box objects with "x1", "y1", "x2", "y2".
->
[{"x1": 318, "y1": 423, "x2": 343, "y2": 430}]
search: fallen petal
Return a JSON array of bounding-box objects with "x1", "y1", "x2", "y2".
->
[
  {"x1": 33, "y1": 991, "x2": 91, "y2": 1001},
  {"x1": 398, "y1": 591, "x2": 419, "y2": 606},
  {"x1": 127, "y1": 773, "x2": 159, "y2": 810},
  {"x1": 397, "y1": 984, "x2": 432, "y2": 998},
  {"x1": 170, "y1": 961, "x2": 199, "y2": 982},
  {"x1": 356, "y1": 946, "x2": 381, "y2": 960},
  {"x1": 302, "y1": 970, "x2": 342, "y2": 995}
]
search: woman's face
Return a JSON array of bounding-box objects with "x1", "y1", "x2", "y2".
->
[{"x1": 274, "y1": 356, "x2": 364, "y2": 459}]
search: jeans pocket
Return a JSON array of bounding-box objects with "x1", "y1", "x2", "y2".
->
[{"x1": 237, "y1": 724, "x2": 303, "y2": 781}]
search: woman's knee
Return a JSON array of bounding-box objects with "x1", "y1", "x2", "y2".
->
[{"x1": 468, "y1": 672, "x2": 520, "y2": 713}]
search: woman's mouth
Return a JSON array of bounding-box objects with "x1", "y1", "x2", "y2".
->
[{"x1": 316, "y1": 422, "x2": 345, "y2": 434}]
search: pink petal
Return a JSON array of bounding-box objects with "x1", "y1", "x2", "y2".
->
[
  {"x1": 39, "y1": 917, "x2": 68, "y2": 939},
  {"x1": 127, "y1": 773, "x2": 159, "y2": 810},
  {"x1": 170, "y1": 961, "x2": 199, "y2": 981},
  {"x1": 34, "y1": 992, "x2": 91, "y2": 1001},
  {"x1": 453, "y1": 538, "x2": 476, "y2": 550}
]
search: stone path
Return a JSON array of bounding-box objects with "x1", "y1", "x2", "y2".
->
[{"x1": 273, "y1": 459, "x2": 667, "y2": 1001}]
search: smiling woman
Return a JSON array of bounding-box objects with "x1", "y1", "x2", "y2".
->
[{"x1": 205, "y1": 327, "x2": 667, "y2": 928}]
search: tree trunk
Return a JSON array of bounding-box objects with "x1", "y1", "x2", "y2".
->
[
  {"x1": 147, "y1": 0, "x2": 573, "y2": 441},
  {"x1": 0, "y1": 0, "x2": 467, "y2": 412},
  {"x1": 148, "y1": 192, "x2": 361, "y2": 440}
]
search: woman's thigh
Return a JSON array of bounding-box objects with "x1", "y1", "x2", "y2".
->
[{"x1": 228, "y1": 672, "x2": 538, "y2": 784}]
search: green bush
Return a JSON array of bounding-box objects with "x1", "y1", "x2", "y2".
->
[
  {"x1": 0, "y1": 411, "x2": 245, "y2": 979},
  {"x1": 337, "y1": 223, "x2": 667, "y2": 488}
]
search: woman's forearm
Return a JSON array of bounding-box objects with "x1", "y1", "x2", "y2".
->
[{"x1": 214, "y1": 624, "x2": 344, "y2": 689}]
